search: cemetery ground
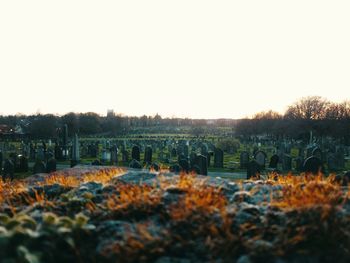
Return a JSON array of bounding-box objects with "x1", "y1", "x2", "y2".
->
[
  {"x1": 1, "y1": 134, "x2": 350, "y2": 262},
  {"x1": 0, "y1": 166, "x2": 349, "y2": 262}
]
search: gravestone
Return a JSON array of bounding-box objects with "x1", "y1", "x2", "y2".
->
[
  {"x1": 282, "y1": 154, "x2": 292, "y2": 171},
  {"x1": 3, "y1": 159, "x2": 14, "y2": 181},
  {"x1": 214, "y1": 148, "x2": 224, "y2": 168},
  {"x1": 101, "y1": 150, "x2": 111, "y2": 164},
  {"x1": 254, "y1": 151, "x2": 267, "y2": 169},
  {"x1": 206, "y1": 152, "x2": 213, "y2": 167},
  {"x1": 240, "y1": 151, "x2": 250, "y2": 169},
  {"x1": 54, "y1": 144, "x2": 63, "y2": 160},
  {"x1": 110, "y1": 145, "x2": 118, "y2": 165},
  {"x1": 9, "y1": 153, "x2": 18, "y2": 172},
  {"x1": 131, "y1": 146, "x2": 140, "y2": 162},
  {"x1": 122, "y1": 150, "x2": 129, "y2": 163},
  {"x1": 29, "y1": 143, "x2": 36, "y2": 160},
  {"x1": 46, "y1": 158, "x2": 57, "y2": 173},
  {"x1": 62, "y1": 124, "x2": 68, "y2": 159},
  {"x1": 179, "y1": 159, "x2": 190, "y2": 173},
  {"x1": 295, "y1": 157, "x2": 304, "y2": 172},
  {"x1": 170, "y1": 164, "x2": 181, "y2": 173},
  {"x1": 336, "y1": 147, "x2": 345, "y2": 170},
  {"x1": 0, "y1": 151, "x2": 2, "y2": 175},
  {"x1": 36, "y1": 147, "x2": 45, "y2": 161},
  {"x1": 193, "y1": 154, "x2": 207, "y2": 175},
  {"x1": 201, "y1": 144, "x2": 208, "y2": 156},
  {"x1": 303, "y1": 156, "x2": 324, "y2": 175},
  {"x1": 269, "y1": 154, "x2": 279, "y2": 169},
  {"x1": 184, "y1": 145, "x2": 189, "y2": 158},
  {"x1": 18, "y1": 155, "x2": 29, "y2": 173},
  {"x1": 71, "y1": 133, "x2": 80, "y2": 167},
  {"x1": 247, "y1": 160, "x2": 261, "y2": 179},
  {"x1": 190, "y1": 151, "x2": 197, "y2": 167},
  {"x1": 171, "y1": 148, "x2": 177, "y2": 157},
  {"x1": 33, "y1": 160, "x2": 46, "y2": 174},
  {"x1": 144, "y1": 146, "x2": 152, "y2": 164},
  {"x1": 327, "y1": 153, "x2": 337, "y2": 171}
]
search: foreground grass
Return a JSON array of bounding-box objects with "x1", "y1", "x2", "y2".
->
[{"x1": 0, "y1": 169, "x2": 349, "y2": 262}]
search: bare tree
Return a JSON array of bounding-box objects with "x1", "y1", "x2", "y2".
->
[{"x1": 285, "y1": 96, "x2": 330, "y2": 120}]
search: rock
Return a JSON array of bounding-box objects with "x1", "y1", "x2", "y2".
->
[{"x1": 230, "y1": 191, "x2": 252, "y2": 203}]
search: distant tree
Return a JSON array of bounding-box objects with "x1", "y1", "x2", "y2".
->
[
  {"x1": 28, "y1": 114, "x2": 58, "y2": 138},
  {"x1": 325, "y1": 101, "x2": 350, "y2": 120},
  {"x1": 61, "y1": 112, "x2": 79, "y2": 136},
  {"x1": 78, "y1": 113, "x2": 101, "y2": 135},
  {"x1": 284, "y1": 96, "x2": 330, "y2": 120},
  {"x1": 253, "y1": 110, "x2": 282, "y2": 120}
]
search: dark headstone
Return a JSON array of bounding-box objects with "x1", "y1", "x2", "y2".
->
[
  {"x1": 295, "y1": 157, "x2": 304, "y2": 172},
  {"x1": 303, "y1": 156, "x2": 324, "y2": 175},
  {"x1": 0, "y1": 151, "x2": 2, "y2": 175},
  {"x1": 55, "y1": 143, "x2": 63, "y2": 160},
  {"x1": 131, "y1": 146, "x2": 140, "y2": 162},
  {"x1": 18, "y1": 155, "x2": 29, "y2": 173},
  {"x1": 194, "y1": 154, "x2": 207, "y2": 175},
  {"x1": 336, "y1": 147, "x2": 345, "y2": 169},
  {"x1": 327, "y1": 153, "x2": 337, "y2": 171},
  {"x1": 190, "y1": 151, "x2": 197, "y2": 167},
  {"x1": 179, "y1": 159, "x2": 190, "y2": 173},
  {"x1": 201, "y1": 144, "x2": 208, "y2": 156},
  {"x1": 206, "y1": 152, "x2": 212, "y2": 167},
  {"x1": 254, "y1": 151, "x2": 267, "y2": 169},
  {"x1": 46, "y1": 158, "x2": 57, "y2": 173},
  {"x1": 122, "y1": 150, "x2": 129, "y2": 163},
  {"x1": 110, "y1": 145, "x2": 118, "y2": 165},
  {"x1": 183, "y1": 145, "x2": 189, "y2": 158},
  {"x1": 3, "y1": 159, "x2": 14, "y2": 181},
  {"x1": 171, "y1": 148, "x2": 177, "y2": 157},
  {"x1": 170, "y1": 164, "x2": 181, "y2": 173},
  {"x1": 33, "y1": 160, "x2": 46, "y2": 174},
  {"x1": 247, "y1": 160, "x2": 261, "y2": 179},
  {"x1": 214, "y1": 148, "x2": 224, "y2": 168},
  {"x1": 144, "y1": 146, "x2": 152, "y2": 164},
  {"x1": 62, "y1": 124, "x2": 68, "y2": 159},
  {"x1": 282, "y1": 154, "x2": 292, "y2": 171},
  {"x1": 9, "y1": 153, "x2": 18, "y2": 172},
  {"x1": 240, "y1": 151, "x2": 250, "y2": 169},
  {"x1": 269, "y1": 154, "x2": 279, "y2": 169}
]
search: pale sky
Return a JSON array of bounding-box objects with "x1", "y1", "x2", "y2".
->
[{"x1": 0, "y1": 1, "x2": 349, "y2": 119}]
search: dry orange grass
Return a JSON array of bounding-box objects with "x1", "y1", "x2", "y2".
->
[
  {"x1": 106, "y1": 184, "x2": 161, "y2": 212},
  {"x1": 268, "y1": 173, "x2": 348, "y2": 210},
  {"x1": 0, "y1": 179, "x2": 26, "y2": 205},
  {"x1": 40, "y1": 167, "x2": 125, "y2": 187}
]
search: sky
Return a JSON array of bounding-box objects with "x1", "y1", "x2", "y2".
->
[{"x1": 0, "y1": 1, "x2": 349, "y2": 119}]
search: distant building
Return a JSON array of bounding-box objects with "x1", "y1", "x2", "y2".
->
[{"x1": 107, "y1": 109, "x2": 115, "y2": 118}]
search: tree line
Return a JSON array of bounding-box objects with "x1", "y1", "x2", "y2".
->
[
  {"x1": 0, "y1": 112, "x2": 236, "y2": 139},
  {"x1": 0, "y1": 96, "x2": 349, "y2": 142},
  {"x1": 235, "y1": 96, "x2": 350, "y2": 143}
]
